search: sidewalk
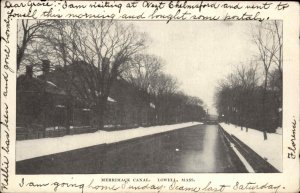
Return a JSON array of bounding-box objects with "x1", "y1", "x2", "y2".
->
[
  {"x1": 16, "y1": 122, "x2": 202, "y2": 161},
  {"x1": 219, "y1": 122, "x2": 282, "y2": 172}
]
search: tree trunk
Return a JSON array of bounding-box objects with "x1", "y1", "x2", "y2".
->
[
  {"x1": 138, "y1": 105, "x2": 143, "y2": 126},
  {"x1": 65, "y1": 96, "x2": 73, "y2": 135},
  {"x1": 263, "y1": 130, "x2": 267, "y2": 140},
  {"x1": 97, "y1": 111, "x2": 104, "y2": 130},
  {"x1": 262, "y1": 73, "x2": 268, "y2": 140},
  {"x1": 17, "y1": 43, "x2": 26, "y2": 70},
  {"x1": 240, "y1": 116, "x2": 243, "y2": 131},
  {"x1": 95, "y1": 100, "x2": 106, "y2": 130}
]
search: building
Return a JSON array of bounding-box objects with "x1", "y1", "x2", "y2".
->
[{"x1": 16, "y1": 60, "x2": 154, "y2": 140}]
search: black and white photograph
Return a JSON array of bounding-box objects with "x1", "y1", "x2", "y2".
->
[
  {"x1": 15, "y1": 19, "x2": 283, "y2": 174},
  {"x1": 1, "y1": 1, "x2": 300, "y2": 193}
]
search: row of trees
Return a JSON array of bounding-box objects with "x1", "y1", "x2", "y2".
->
[
  {"x1": 17, "y1": 19, "x2": 205, "y2": 131},
  {"x1": 122, "y1": 54, "x2": 205, "y2": 125},
  {"x1": 215, "y1": 21, "x2": 282, "y2": 140}
]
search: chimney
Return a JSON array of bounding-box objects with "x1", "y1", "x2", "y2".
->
[
  {"x1": 26, "y1": 65, "x2": 33, "y2": 78},
  {"x1": 42, "y1": 60, "x2": 50, "y2": 75}
]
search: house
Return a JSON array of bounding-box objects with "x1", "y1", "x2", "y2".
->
[
  {"x1": 17, "y1": 64, "x2": 68, "y2": 132},
  {"x1": 16, "y1": 60, "x2": 154, "y2": 139}
]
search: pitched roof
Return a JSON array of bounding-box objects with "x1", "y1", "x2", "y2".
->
[{"x1": 17, "y1": 75, "x2": 66, "y2": 95}]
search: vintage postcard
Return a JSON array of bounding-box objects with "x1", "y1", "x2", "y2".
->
[{"x1": 1, "y1": 1, "x2": 299, "y2": 193}]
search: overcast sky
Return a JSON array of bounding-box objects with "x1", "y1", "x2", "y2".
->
[{"x1": 132, "y1": 21, "x2": 258, "y2": 115}]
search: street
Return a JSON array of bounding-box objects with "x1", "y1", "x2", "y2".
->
[{"x1": 17, "y1": 124, "x2": 247, "y2": 174}]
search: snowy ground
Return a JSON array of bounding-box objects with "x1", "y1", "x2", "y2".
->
[
  {"x1": 16, "y1": 122, "x2": 202, "y2": 161},
  {"x1": 219, "y1": 122, "x2": 282, "y2": 172}
]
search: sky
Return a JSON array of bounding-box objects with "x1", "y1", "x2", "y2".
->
[{"x1": 130, "y1": 21, "x2": 258, "y2": 115}]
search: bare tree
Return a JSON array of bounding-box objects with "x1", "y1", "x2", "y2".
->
[
  {"x1": 17, "y1": 20, "x2": 52, "y2": 70},
  {"x1": 235, "y1": 63, "x2": 259, "y2": 131},
  {"x1": 122, "y1": 54, "x2": 163, "y2": 125},
  {"x1": 252, "y1": 21, "x2": 282, "y2": 140},
  {"x1": 62, "y1": 20, "x2": 147, "y2": 129},
  {"x1": 151, "y1": 73, "x2": 179, "y2": 124},
  {"x1": 122, "y1": 54, "x2": 163, "y2": 91},
  {"x1": 273, "y1": 21, "x2": 283, "y2": 83},
  {"x1": 215, "y1": 62, "x2": 259, "y2": 130},
  {"x1": 20, "y1": 20, "x2": 147, "y2": 130},
  {"x1": 20, "y1": 20, "x2": 90, "y2": 133}
]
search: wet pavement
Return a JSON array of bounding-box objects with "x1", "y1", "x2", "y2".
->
[{"x1": 17, "y1": 124, "x2": 247, "y2": 174}]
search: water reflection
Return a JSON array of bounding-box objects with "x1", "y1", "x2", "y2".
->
[{"x1": 179, "y1": 125, "x2": 218, "y2": 172}]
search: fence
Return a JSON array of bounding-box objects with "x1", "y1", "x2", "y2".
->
[{"x1": 16, "y1": 126, "x2": 96, "y2": 140}]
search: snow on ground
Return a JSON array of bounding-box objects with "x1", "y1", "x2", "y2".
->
[
  {"x1": 16, "y1": 122, "x2": 202, "y2": 161},
  {"x1": 275, "y1": 127, "x2": 283, "y2": 135},
  {"x1": 219, "y1": 122, "x2": 282, "y2": 172}
]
